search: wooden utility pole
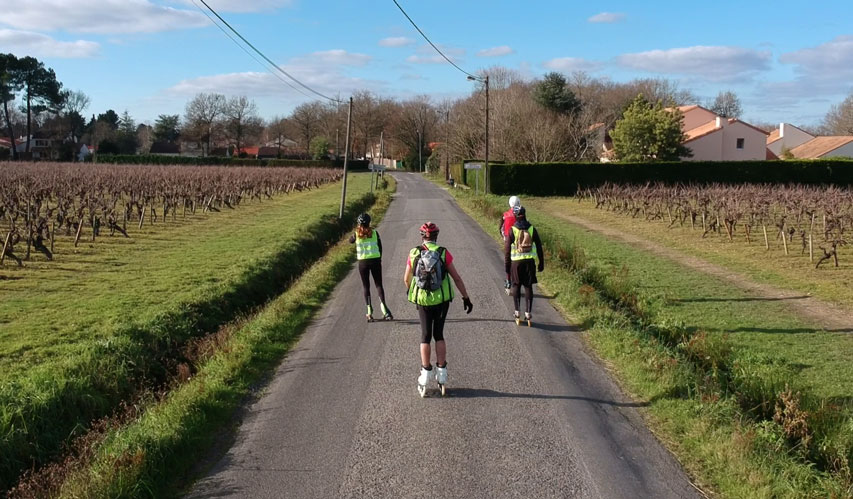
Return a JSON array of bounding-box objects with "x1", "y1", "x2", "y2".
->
[{"x1": 338, "y1": 97, "x2": 353, "y2": 219}]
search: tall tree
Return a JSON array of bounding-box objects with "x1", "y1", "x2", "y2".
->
[
  {"x1": 16, "y1": 56, "x2": 63, "y2": 153},
  {"x1": 290, "y1": 101, "x2": 324, "y2": 155},
  {"x1": 116, "y1": 110, "x2": 138, "y2": 154},
  {"x1": 184, "y1": 93, "x2": 226, "y2": 155},
  {"x1": 709, "y1": 90, "x2": 743, "y2": 118},
  {"x1": 61, "y1": 89, "x2": 90, "y2": 115},
  {"x1": 610, "y1": 95, "x2": 692, "y2": 162},
  {"x1": 533, "y1": 72, "x2": 581, "y2": 115},
  {"x1": 0, "y1": 53, "x2": 22, "y2": 159},
  {"x1": 822, "y1": 92, "x2": 853, "y2": 135},
  {"x1": 153, "y1": 114, "x2": 181, "y2": 142},
  {"x1": 97, "y1": 109, "x2": 120, "y2": 130},
  {"x1": 224, "y1": 96, "x2": 262, "y2": 154}
]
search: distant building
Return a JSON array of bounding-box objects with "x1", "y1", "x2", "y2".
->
[
  {"x1": 767, "y1": 123, "x2": 853, "y2": 159},
  {"x1": 676, "y1": 106, "x2": 769, "y2": 161}
]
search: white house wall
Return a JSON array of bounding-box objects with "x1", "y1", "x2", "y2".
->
[
  {"x1": 683, "y1": 132, "x2": 724, "y2": 161},
  {"x1": 768, "y1": 124, "x2": 814, "y2": 156},
  {"x1": 721, "y1": 122, "x2": 767, "y2": 161},
  {"x1": 822, "y1": 142, "x2": 853, "y2": 159}
]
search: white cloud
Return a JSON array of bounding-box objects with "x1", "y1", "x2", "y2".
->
[
  {"x1": 616, "y1": 45, "x2": 771, "y2": 81},
  {"x1": 780, "y1": 35, "x2": 853, "y2": 79},
  {"x1": 407, "y1": 54, "x2": 449, "y2": 64},
  {"x1": 296, "y1": 49, "x2": 372, "y2": 67},
  {"x1": 542, "y1": 57, "x2": 602, "y2": 73},
  {"x1": 379, "y1": 36, "x2": 415, "y2": 47},
  {"x1": 588, "y1": 12, "x2": 625, "y2": 24},
  {"x1": 0, "y1": 29, "x2": 100, "y2": 58},
  {"x1": 175, "y1": 0, "x2": 294, "y2": 13},
  {"x1": 1, "y1": 0, "x2": 209, "y2": 34},
  {"x1": 477, "y1": 46, "x2": 515, "y2": 57},
  {"x1": 400, "y1": 73, "x2": 426, "y2": 81}
]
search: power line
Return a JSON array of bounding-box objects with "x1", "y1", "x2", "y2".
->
[
  {"x1": 196, "y1": 0, "x2": 342, "y2": 103},
  {"x1": 189, "y1": 0, "x2": 311, "y2": 99},
  {"x1": 391, "y1": 0, "x2": 477, "y2": 79}
]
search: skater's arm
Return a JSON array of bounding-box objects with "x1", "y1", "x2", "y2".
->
[
  {"x1": 377, "y1": 232, "x2": 382, "y2": 256},
  {"x1": 533, "y1": 229, "x2": 544, "y2": 264},
  {"x1": 446, "y1": 261, "x2": 469, "y2": 299},
  {"x1": 348, "y1": 233, "x2": 356, "y2": 244},
  {"x1": 504, "y1": 232, "x2": 513, "y2": 275},
  {"x1": 403, "y1": 257, "x2": 413, "y2": 288}
]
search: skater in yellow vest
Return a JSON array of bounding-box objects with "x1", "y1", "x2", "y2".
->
[
  {"x1": 349, "y1": 213, "x2": 392, "y2": 321},
  {"x1": 403, "y1": 222, "x2": 473, "y2": 397},
  {"x1": 504, "y1": 206, "x2": 544, "y2": 326}
]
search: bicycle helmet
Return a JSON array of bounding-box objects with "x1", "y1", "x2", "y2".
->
[
  {"x1": 513, "y1": 205, "x2": 526, "y2": 217},
  {"x1": 508, "y1": 196, "x2": 521, "y2": 209},
  {"x1": 357, "y1": 213, "x2": 371, "y2": 226},
  {"x1": 419, "y1": 222, "x2": 439, "y2": 238}
]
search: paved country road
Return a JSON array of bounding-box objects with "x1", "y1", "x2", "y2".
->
[{"x1": 188, "y1": 173, "x2": 699, "y2": 498}]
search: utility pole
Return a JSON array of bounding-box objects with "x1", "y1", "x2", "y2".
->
[
  {"x1": 338, "y1": 97, "x2": 353, "y2": 219},
  {"x1": 445, "y1": 108, "x2": 450, "y2": 181},
  {"x1": 418, "y1": 130, "x2": 422, "y2": 173},
  {"x1": 484, "y1": 74, "x2": 489, "y2": 193}
]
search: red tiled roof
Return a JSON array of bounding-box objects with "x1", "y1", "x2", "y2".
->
[
  {"x1": 767, "y1": 129, "x2": 781, "y2": 144},
  {"x1": 683, "y1": 120, "x2": 721, "y2": 143},
  {"x1": 766, "y1": 148, "x2": 779, "y2": 160},
  {"x1": 240, "y1": 146, "x2": 260, "y2": 156},
  {"x1": 727, "y1": 118, "x2": 769, "y2": 136}
]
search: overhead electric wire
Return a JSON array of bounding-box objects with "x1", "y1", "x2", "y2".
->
[
  {"x1": 189, "y1": 0, "x2": 311, "y2": 98},
  {"x1": 195, "y1": 0, "x2": 342, "y2": 103},
  {"x1": 391, "y1": 0, "x2": 478, "y2": 79}
]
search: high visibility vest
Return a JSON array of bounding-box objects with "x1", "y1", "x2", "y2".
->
[
  {"x1": 510, "y1": 225, "x2": 537, "y2": 261},
  {"x1": 407, "y1": 242, "x2": 454, "y2": 306},
  {"x1": 355, "y1": 231, "x2": 381, "y2": 260}
]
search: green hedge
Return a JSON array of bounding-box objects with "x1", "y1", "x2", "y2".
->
[
  {"x1": 94, "y1": 154, "x2": 370, "y2": 170},
  {"x1": 490, "y1": 159, "x2": 853, "y2": 195},
  {"x1": 450, "y1": 159, "x2": 504, "y2": 187}
]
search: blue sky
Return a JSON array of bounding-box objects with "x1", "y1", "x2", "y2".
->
[{"x1": 2, "y1": 0, "x2": 852, "y2": 128}]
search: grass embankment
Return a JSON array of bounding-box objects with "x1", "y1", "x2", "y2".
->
[
  {"x1": 8, "y1": 175, "x2": 396, "y2": 498},
  {"x1": 0, "y1": 173, "x2": 382, "y2": 492},
  {"x1": 438, "y1": 182, "x2": 852, "y2": 498},
  {"x1": 546, "y1": 198, "x2": 853, "y2": 310}
]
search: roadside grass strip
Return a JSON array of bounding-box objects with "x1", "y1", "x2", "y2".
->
[
  {"x1": 4, "y1": 177, "x2": 396, "y2": 498},
  {"x1": 0, "y1": 174, "x2": 384, "y2": 492},
  {"x1": 436, "y1": 182, "x2": 852, "y2": 498}
]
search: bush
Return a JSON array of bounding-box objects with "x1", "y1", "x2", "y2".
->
[{"x1": 489, "y1": 159, "x2": 853, "y2": 195}]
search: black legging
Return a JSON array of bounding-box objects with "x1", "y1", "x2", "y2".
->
[
  {"x1": 358, "y1": 259, "x2": 386, "y2": 306},
  {"x1": 418, "y1": 302, "x2": 450, "y2": 343},
  {"x1": 513, "y1": 284, "x2": 534, "y2": 314}
]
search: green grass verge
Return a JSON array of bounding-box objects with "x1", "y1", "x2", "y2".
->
[
  {"x1": 546, "y1": 198, "x2": 853, "y2": 310},
  {"x1": 0, "y1": 174, "x2": 381, "y2": 491},
  {"x1": 433, "y1": 179, "x2": 852, "y2": 498},
  {"x1": 23, "y1": 177, "x2": 395, "y2": 498}
]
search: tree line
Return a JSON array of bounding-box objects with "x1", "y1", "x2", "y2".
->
[{"x1": 4, "y1": 54, "x2": 853, "y2": 166}]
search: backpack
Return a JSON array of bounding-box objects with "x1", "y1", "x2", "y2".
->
[
  {"x1": 413, "y1": 245, "x2": 445, "y2": 291},
  {"x1": 516, "y1": 228, "x2": 533, "y2": 254}
]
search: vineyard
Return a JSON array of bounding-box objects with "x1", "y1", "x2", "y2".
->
[
  {"x1": 582, "y1": 183, "x2": 853, "y2": 269},
  {"x1": 0, "y1": 163, "x2": 342, "y2": 266}
]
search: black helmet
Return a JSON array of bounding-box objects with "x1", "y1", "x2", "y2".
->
[
  {"x1": 513, "y1": 206, "x2": 526, "y2": 218},
  {"x1": 357, "y1": 213, "x2": 371, "y2": 226}
]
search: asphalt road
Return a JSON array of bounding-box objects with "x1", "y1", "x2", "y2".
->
[{"x1": 188, "y1": 173, "x2": 699, "y2": 499}]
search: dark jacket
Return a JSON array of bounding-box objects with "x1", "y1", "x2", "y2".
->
[{"x1": 504, "y1": 219, "x2": 544, "y2": 274}]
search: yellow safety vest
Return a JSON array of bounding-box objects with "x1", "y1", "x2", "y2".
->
[
  {"x1": 510, "y1": 225, "x2": 537, "y2": 261},
  {"x1": 407, "y1": 242, "x2": 454, "y2": 306},
  {"x1": 355, "y1": 231, "x2": 381, "y2": 260}
]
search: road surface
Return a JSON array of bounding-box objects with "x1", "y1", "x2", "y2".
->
[{"x1": 189, "y1": 173, "x2": 699, "y2": 498}]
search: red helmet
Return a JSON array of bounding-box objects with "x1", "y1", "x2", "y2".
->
[{"x1": 419, "y1": 222, "x2": 439, "y2": 238}]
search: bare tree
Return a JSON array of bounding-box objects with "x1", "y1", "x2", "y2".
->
[
  {"x1": 709, "y1": 90, "x2": 743, "y2": 118},
  {"x1": 290, "y1": 101, "x2": 324, "y2": 156},
  {"x1": 184, "y1": 93, "x2": 226, "y2": 155},
  {"x1": 224, "y1": 96, "x2": 262, "y2": 155},
  {"x1": 822, "y1": 92, "x2": 853, "y2": 135}
]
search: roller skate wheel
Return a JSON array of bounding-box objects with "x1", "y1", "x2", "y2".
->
[
  {"x1": 418, "y1": 384, "x2": 427, "y2": 398},
  {"x1": 439, "y1": 384, "x2": 446, "y2": 396},
  {"x1": 527, "y1": 320, "x2": 532, "y2": 327},
  {"x1": 515, "y1": 318, "x2": 521, "y2": 326},
  {"x1": 504, "y1": 287, "x2": 511, "y2": 295}
]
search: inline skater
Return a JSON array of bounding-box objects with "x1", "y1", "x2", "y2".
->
[
  {"x1": 403, "y1": 222, "x2": 473, "y2": 397},
  {"x1": 504, "y1": 206, "x2": 544, "y2": 326},
  {"x1": 350, "y1": 213, "x2": 392, "y2": 321},
  {"x1": 499, "y1": 195, "x2": 521, "y2": 294}
]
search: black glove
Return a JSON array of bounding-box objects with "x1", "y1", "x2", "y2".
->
[
  {"x1": 462, "y1": 297, "x2": 473, "y2": 314},
  {"x1": 538, "y1": 261, "x2": 544, "y2": 272}
]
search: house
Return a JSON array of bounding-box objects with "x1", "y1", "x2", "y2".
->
[
  {"x1": 767, "y1": 123, "x2": 853, "y2": 159},
  {"x1": 13, "y1": 135, "x2": 57, "y2": 160},
  {"x1": 257, "y1": 146, "x2": 280, "y2": 159},
  {"x1": 676, "y1": 106, "x2": 769, "y2": 161},
  {"x1": 78, "y1": 144, "x2": 96, "y2": 162},
  {"x1": 150, "y1": 141, "x2": 181, "y2": 156}
]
